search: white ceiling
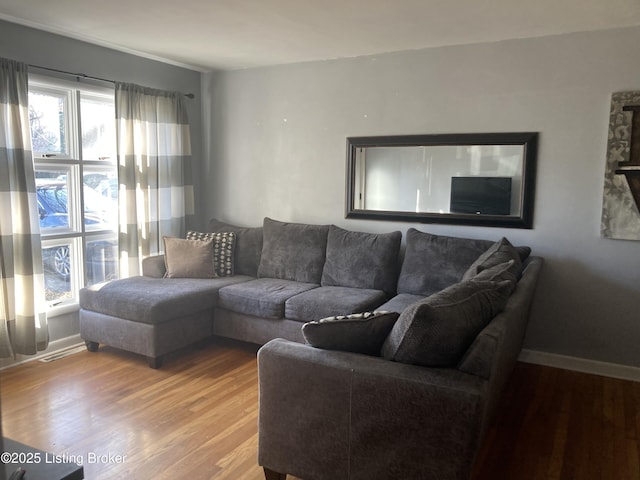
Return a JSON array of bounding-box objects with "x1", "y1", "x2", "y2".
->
[{"x1": 2, "y1": 0, "x2": 640, "y2": 71}]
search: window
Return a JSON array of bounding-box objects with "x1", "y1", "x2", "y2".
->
[{"x1": 29, "y1": 77, "x2": 118, "y2": 310}]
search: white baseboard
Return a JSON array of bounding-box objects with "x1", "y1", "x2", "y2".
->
[
  {"x1": 519, "y1": 349, "x2": 640, "y2": 383},
  {"x1": 0, "y1": 334, "x2": 84, "y2": 371}
]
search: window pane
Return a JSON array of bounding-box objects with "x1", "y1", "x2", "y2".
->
[
  {"x1": 83, "y1": 171, "x2": 117, "y2": 231},
  {"x1": 86, "y1": 236, "x2": 118, "y2": 285},
  {"x1": 43, "y1": 243, "x2": 73, "y2": 304},
  {"x1": 83, "y1": 170, "x2": 118, "y2": 201},
  {"x1": 81, "y1": 94, "x2": 116, "y2": 161},
  {"x1": 35, "y1": 170, "x2": 72, "y2": 231},
  {"x1": 28, "y1": 90, "x2": 68, "y2": 155}
]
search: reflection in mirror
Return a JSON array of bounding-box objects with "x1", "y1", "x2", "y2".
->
[{"x1": 346, "y1": 133, "x2": 538, "y2": 228}]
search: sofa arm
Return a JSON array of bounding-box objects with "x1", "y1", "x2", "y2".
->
[
  {"x1": 258, "y1": 339, "x2": 487, "y2": 480},
  {"x1": 142, "y1": 254, "x2": 166, "y2": 278}
]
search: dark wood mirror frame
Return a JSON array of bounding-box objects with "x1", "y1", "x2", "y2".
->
[{"x1": 345, "y1": 132, "x2": 538, "y2": 229}]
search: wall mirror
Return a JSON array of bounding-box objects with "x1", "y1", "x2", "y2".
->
[{"x1": 345, "y1": 132, "x2": 538, "y2": 228}]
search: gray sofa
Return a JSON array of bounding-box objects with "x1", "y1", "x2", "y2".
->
[
  {"x1": 79, "y1": 216, "x2": 542, "y2": 479},
  {"x1": 79, "y1": 217, "x2": 538, "y2": 373}
]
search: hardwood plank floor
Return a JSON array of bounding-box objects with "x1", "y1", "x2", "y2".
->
[
  {"x1": 0, "y1": 339, "x2": 266, "y2": 480},
  {"x1": 471, "y1": 362, "x2": 640, "y2": 480},
  {"x1": 1, "y1": 339, "x2": 638, "y2": 479}
]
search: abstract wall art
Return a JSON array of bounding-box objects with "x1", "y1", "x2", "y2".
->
[{"x1": 601, "y1": 91, "x2": 640, "y2": 240}]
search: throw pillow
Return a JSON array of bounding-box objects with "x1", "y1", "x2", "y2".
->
[
  {"x1": 381, "y1": 279, "x2": 512, "y2": 367},
  {"x1": 471, "y1": 259, "x2": 518, "y2": 295},
  {"x1": 462, "y1": 237, "x2": 523, "y2": 281},
  {"x1": 186, "y1": 231, "x2": 236, "y2": 277},
  {"x1": 163, "y1": 236, "x2": 216, "y2": 279},
  {"x1": 397, "y1": 228, "x2": 494, "y2": 297},
  {"x1": 208, "y1": 218, "x2": 263, "y2": 277},
  {"x1": 302, "y1": 311, "x2": 400, "y2": 356},
  {"x1": 516, "y1": 246, "x2": 532, "y2": 262},
  {"x1": 321, "y1": 225, "x2": 401, "y2": 295},
  {"x1": 258, "y1": 217, "x2": 329, "y2": 284}
]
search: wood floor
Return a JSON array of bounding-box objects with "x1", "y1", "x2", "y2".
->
[{"x1": 1, "y1": 338, "x2": 639, "y2": 480}]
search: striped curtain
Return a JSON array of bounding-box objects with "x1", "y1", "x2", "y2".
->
[
  {"x1": 0, "y1": 58, "x2": 49, "y2": 358},
  {"x1": 115, "y1": 83, "x2": 194, "y2": 277}
]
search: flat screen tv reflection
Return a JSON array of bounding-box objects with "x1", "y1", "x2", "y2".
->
[{"x1": 450, "y1": 177, "x2": 512, "y2": 215}]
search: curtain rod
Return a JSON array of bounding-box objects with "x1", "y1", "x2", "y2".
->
[{"x1": 27, "y1": 64, "x2": 196, "y2": 99}]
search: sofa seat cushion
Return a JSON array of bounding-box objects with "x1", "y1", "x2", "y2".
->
[
  {"x1": 321, "y1": 225, "x2": 401, "y2": 295},
  {"x1": 218, "y1": 278, "x2": 319, "y2": 319},
  {"x1": 397, "y1": 229, "x2": 494, "y2": 297},
  {"x1": 376, "y1": 293, "x2": 426, "y2": 314},
  {"x1": 284, "y1": 286, "x2": 388, "y2": 322},
  {"x1": 80, "y1": 275, "x2": 253, "y2": 324},
  {"x1": 258, "y1": 217, "x2": 329, "y2": 284}
]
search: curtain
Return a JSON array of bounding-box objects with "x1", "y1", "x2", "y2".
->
[
  {"x1": 115, "y1": 83, "x2": 194, "y2": 277},
  {"x1": 0, "y1": 58, "x2": 49, "y2": 358}
]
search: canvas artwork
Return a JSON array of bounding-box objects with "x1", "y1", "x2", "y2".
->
[{"x1": 601, "y1": 91, "x2": 640, "y2": 240}]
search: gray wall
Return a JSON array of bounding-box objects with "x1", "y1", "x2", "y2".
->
[
  {"x1": 203, "y1": 26, "x2": 640, "y2": 369},
  {"x1": 0, "y1": 20, "x2": 203, "y2": 366}
]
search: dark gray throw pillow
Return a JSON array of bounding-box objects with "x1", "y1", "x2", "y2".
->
[
  {"x1": 462, "y1": 237, "x2": 523, "y2": 281},
  {"x1": 258, "y1": 217, "x2": 329, "y2": 284},
  {"x1": 321, "y1": 225, "x2": 401, "y2": 295},
  {"x1": 471, "y1": 259, "x2": 518, "y2": 295},
  {"x1": 208, "y1": 218, "x2": 263, "y2": 277},
  {"x1": 302, "y1": 311, "x2": 400, "y2": 356},
  {"x1": 381, "y1": 279, "x2": 513, "y2": 367},
  {"x1": 516, "y1": 246, "x2": 531, "y2": 262},
  {"x1": 397, "y1": 228, "x2": 494, "y2": 297}
]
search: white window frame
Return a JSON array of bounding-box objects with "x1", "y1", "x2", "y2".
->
[{"x1": 29, "y1": 75, "x2": 118, "y2": 315}]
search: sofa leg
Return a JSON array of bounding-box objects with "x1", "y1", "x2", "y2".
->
[
  {"x1": 263, "y1": 468, "x2": 286, "y2": 480},
  {"x1": 85, "y1": 341, "x2": 99, "y2": 352},
  {"x1": 148, "y1": 356, "x2": 163, "y2": 369}
]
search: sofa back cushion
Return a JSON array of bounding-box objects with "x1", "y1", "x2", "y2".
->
[
  {"x1": 321, "y1": 225, "x2": 401, "y2": 295},
  {"x1": 258, "y1": 217, "x2": 329, "y2": 284},
  {"x1": 397, "y1": 229, "x2": 493, "y2": 297},
  {"x1": 381, "y1": 278, "x2": 512, "y2": 367},
  {"x1": 208, "y1": 218, "x2": 263, "y2": 276}
]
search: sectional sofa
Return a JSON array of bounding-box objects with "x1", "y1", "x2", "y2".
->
[
  {"x1": 79, "y1": 216, "x2": 542, "y2": 479},
  {"x1": 79, "y1": 217, "x2": 540, "y2": 368}
]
